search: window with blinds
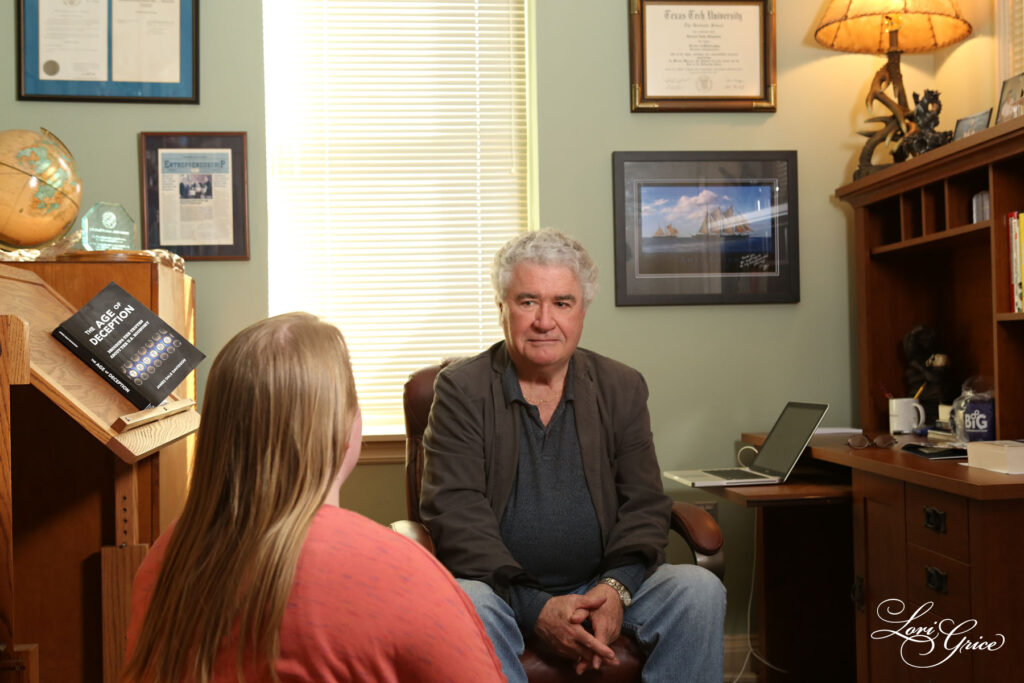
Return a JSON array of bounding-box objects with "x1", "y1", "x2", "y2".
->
[
  {"x1": 1000, "y1": 0, "x2": 1024, "y2": 81},
  {"x1": 263, "y1": 1, "x2": 529, "y2": 435}
]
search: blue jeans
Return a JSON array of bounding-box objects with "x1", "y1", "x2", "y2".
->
[{"x1": 458, "y1": 564, "x2": 726, "y2": 683}]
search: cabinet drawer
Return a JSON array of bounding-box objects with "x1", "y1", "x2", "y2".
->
[
  {"x1": 906, "y1": 649, "x2": 972, "y2": 682},
  {"x1": 907, "y1": 544, "x2": 971, "y2": 620},
  {"x1": 906, "y1": 485, "x2": 969, "y2": 563}
]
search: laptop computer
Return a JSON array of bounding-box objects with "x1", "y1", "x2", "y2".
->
[{"x1": 663, "y1": 401, "x2": 829, "y2": 487}]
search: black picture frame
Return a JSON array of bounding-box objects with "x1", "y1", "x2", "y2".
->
[
  {"x1": 612, "y1": 151, "x2": 799, "y2": 306},
  {"x1": 17, "y1": 0, "x2": 198, "y2": 103},
  {"x1": 629, "y1": 0, "x2": 777, "y2": 112},
  {"x1": 952, "y1": 109, "x2": 992, "y2": 141},
  {"x1": 140, "y1": 132, "x2": 250, "y2": 261}
]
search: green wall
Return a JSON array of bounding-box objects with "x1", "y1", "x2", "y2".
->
[{"x1": 1, "y1": 0, "x2": 995, "y2": 636}]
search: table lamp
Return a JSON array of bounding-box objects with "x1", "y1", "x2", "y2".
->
[{"x1": 814, "y1": 1, "x2": 972, "y2": 179}]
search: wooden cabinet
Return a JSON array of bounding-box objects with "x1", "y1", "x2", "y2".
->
[
  {"x1": 0, "y1": 256, "x2": 197, "y2": 683},
  {"x1": 835, "y1": 119, "x2": 1024, "y2": 682},
  {"x1": 836, "y1": 115, "x2": 1024, "y2": 440},
  {"x1": 845, "y1": 465, "x2": 1024, "y2": 682},
  {"x1": 10, "y1": 255, "x2": 197, "y2": 533}
]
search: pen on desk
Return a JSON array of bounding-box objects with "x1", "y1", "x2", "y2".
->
[{"x1": 914, "y1": 383, "x2": 926, "y2": 400}]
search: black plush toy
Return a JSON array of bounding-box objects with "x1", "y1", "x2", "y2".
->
[{"x1": 902, "y1": 325, "x2": 955, "y2": 424}]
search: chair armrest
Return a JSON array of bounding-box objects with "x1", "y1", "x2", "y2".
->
[
  {"x1": 670, "y1": 501, "x2": 723, "y2": 556},
  {"x1": 390, "y1": 519, "x2": 436, "y2": 554}
]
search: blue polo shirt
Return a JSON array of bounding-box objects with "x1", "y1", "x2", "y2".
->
[
  {"x1": 500, "y1": 362, "x2": 603, "y2": 595},
  {"x1": 499, "y1": 361, "x2": 650, "y2": 632}
]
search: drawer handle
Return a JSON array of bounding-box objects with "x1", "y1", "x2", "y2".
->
[
  {"x1": 925, "y1": 565, "x2": 948, "y2": 594},
  {"x1": 923, "y1": 506, "x2": 947, "y2": 534}
]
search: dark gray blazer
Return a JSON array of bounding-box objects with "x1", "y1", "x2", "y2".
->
[{"x1": 419, "y1": 341, "x2": 671, "y2": 594}]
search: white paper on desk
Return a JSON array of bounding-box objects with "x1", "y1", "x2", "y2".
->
[
  {"x1": 814, "y1": 427, "x2": 862, "y2": 435},
  {"x1": 112, "y1": 0, "x2": 181, "y2": 83},
  {"x1": 38, "y1": 0, "x2": 108, "y2": 81}
]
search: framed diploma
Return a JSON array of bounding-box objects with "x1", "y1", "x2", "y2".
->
[
  {"x1": 140, "y1": 132, "x2": 250, "y2": 261},
  {"x1": 629, "y1": 0, "x2": 776, "y2": 112},
  {"x1": 17, "y1": 0, "x2": 198, "y2": 103}
]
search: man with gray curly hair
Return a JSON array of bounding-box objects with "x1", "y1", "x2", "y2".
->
[
  {"x1": 490, "y1": 228, "x2": 600, "y2": 309},
  {"x1": 421, "y1": 229, "x2": 725, "y2": 682}
]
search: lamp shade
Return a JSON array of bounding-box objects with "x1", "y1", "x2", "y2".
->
[{"x1": 814, "y1": 0, "x2": 972, "y2": 54}]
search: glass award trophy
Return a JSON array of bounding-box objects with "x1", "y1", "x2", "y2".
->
[{"x1": 80, "y1": 202, "x2": 140, "y2": 251}]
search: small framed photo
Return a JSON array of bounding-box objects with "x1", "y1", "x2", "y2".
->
[
  {"x1": 997, "y1": 73, "x2": 1024, "y2": 125},
  {"x1": 17, "y1": 0, "x2": 198, "y2": 103},
  {"x1": 140, "y1": 132, "x2": 250, "y2": 261},
  {"x1": 612, "y1": 151, "x2": 799, "y2": 306},
  {"x1": 953, "y1": 109, "x2": 992, "y2": 141},
  {"x1": 629, "y1": 0, "x2": 777, "y2": 112}
]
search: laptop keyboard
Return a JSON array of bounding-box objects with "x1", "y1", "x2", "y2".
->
[{"x1": 704, "y1": 468, "x2": 772, "y2": 479}]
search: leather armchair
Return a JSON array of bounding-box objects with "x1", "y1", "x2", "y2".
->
[{"x1": 390, "y1": 363, "x2": 725, "y2": 683}]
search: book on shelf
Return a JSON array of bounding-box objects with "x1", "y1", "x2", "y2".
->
[
  {"x1": 926, "y1": 427, "x2": 957, "y2": 442},
  {"x1": 966, "y1": 439, "x2": 1024, "y2": 474},
  {"x1": 52, "y1": 281, "x2": 206, "y2": 410},
  {"x1": 1020, "y1": 208, "x2": 1024, "y2": 312},
  {"x1": 1010, "y1": 211, "x2": 1022, "y2": 313}
]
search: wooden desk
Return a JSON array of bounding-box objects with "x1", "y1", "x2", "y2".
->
[
  {"x1": 741, "y1": 433, "x2": 1024, "y2": 682},
  {"x1": 702, "y1": 464, "x2": 855, "y2": 683},
  {"x1": 711, "y1": 480, "x2": 852, "y2": 508}
]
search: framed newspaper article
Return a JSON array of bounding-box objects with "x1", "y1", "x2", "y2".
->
[{"x1": 140, "y1": 132, "x2": 249, "y2": 260}]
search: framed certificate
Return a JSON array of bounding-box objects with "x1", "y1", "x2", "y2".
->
[
  {"x1": 140, "y1": 132, "x2": 250, "y2": 261},
  {"x1": 17, "y1": 0, "x2": 198, "y2": 103},
  {"x1": 629, "y1": 0, "x2": 776, "y2": 112}
]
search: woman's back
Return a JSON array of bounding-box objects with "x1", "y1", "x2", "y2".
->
[{"x1": 128, "y1": 505, "x2": 504, "y2": 682}]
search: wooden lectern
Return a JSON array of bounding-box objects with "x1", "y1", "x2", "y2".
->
[{"x1": 0, "y1": 261, "x2": 199, "y2": 683}]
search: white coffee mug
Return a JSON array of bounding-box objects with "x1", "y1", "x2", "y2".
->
[{"x1": 889, "y1": 398, "x2": 926, "y2": 434}]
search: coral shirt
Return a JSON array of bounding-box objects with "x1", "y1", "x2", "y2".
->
[{"x1": 127, "y1": 506, "x2": 505, "y2": 682}]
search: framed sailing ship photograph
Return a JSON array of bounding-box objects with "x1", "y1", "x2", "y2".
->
[{"x1": 612, "y1": 151, "x2": 799, "y2": 306}]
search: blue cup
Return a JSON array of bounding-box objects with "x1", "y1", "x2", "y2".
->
[{"x1": 961, "y1": 399, "x2": 995, "y2": 441}]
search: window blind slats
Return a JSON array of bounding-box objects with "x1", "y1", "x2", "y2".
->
[{"x1": 264, "y1": 0, "x2": 528, "y2": 434}]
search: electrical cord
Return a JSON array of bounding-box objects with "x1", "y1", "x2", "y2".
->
[
  {"x1": 730, "y1": 506, "x2": 790, "y2": 682},
  {"x1": 735, "y1": 444, "x2": 758, "y2": 467}
]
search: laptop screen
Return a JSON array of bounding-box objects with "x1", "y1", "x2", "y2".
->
[{"x1": 751, "y1": 402, "x2": 829, "y2": 478}]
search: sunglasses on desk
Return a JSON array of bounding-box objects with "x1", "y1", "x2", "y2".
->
[{"x1": 847, "y1": 433, "x2": 897, "y2": 449}]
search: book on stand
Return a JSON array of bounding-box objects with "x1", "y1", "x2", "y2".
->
[{"x1": 52, "y1": 281, "x2": 205, "y2": 410}]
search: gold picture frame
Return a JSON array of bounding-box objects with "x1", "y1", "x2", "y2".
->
[{"x1": 629, "y1": 0, "x2": 777, "y2": 112}]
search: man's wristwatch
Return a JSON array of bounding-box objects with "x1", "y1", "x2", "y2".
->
[{"x1": 599, "y1": 577, "x2": 632, "y2": 607}]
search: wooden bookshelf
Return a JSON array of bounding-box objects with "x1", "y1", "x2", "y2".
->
[
  {"x1": 835, "y1": 118, "x2": 1024, "y2": 682},
  {"x1": 836, "y1": 115, "x2": 1024, "y2": 442}
]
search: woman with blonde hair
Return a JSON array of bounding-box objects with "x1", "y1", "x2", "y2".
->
[{"x1": 124, "y1": 312, "x2": 503, "y2": 682}]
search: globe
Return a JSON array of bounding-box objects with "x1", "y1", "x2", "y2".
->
[{"x1": 0, "y1": 128, "x2": 83, "y2": 250}]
